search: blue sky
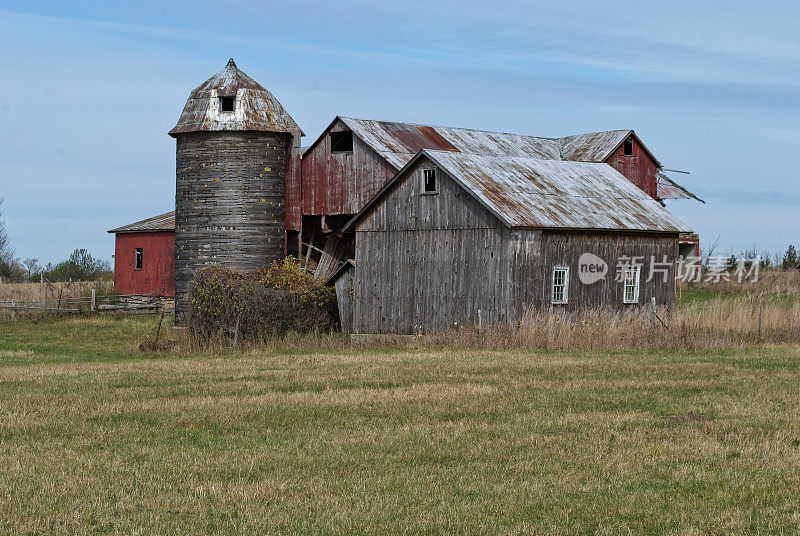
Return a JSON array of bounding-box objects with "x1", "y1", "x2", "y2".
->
[{"x1": 0, "y1": 1, "x2": 797, "y2": 264}]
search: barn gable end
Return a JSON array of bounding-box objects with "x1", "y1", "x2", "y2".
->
[{"x1": 354, "y1": 155, "x2": 511, "y2": 334}]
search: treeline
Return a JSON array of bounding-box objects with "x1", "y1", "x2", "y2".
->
[
  {"x1": 1, "y1": 248, "x2": 111, "y2": 283},
  {"x1": 0, "y1": 198, "x2": 110, "y2": 283}
]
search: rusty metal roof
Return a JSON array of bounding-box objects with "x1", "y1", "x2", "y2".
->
[
  {"x1": 657, "y1": 171, "x2": 704, "y2": 203},
  {"x1": 336, "y1": 118, "x2": 667, "y2": 169},
  {"x1": 338, "y1": 117, "x2": 562, "y2": 169},
  {"x1": 346, "y1": 151, "x2": 690, "y2": 233},
  {"x1": 169, "y1": 59, "x2": 302, "y2": 137},
  {"x1": 107, "y1": 211, "x2": 175, "y2": 234}
]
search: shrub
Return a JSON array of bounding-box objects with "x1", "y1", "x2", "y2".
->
[{"x1": 186, "y1": 258, "x2": 337, "y2": 343}]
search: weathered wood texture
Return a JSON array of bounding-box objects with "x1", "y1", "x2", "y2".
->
[
  {"x1": 301, "y1": 118, "x2": 397, "y2": 216},
  {"x1": 353, "y1": 156, "x2": 679, "y2": 334},
  {"x1": 113, "y1": 231, "x2": 175, "y2": 297},
  {"x1": 605, "y1": 136, "x2": 659, "y2": 199},
  {"x1": 354, "y1": 159, "x2": 510, "y2": 334},
  {"x1": 284, "y1": 136, "x2": 303, "y2": 231},
  {"x1": 174, "y1": 131, "x2": 289, "y2": 320},
  {"x1": 333, "y1": 264, "x2": 355, "y2": 335},
  {"x1": 508, "y1": 230, "x2": 679, "y2": 320}
]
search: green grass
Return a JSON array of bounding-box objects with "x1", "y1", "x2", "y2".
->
[{"x1": 1, "y1": 316, "x2": 800, "y2": 534}]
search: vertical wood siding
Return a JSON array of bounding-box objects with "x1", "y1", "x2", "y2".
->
[
  {"x1": 284, "y1": 135, "x2": 303, "y2": 231},
  {"x1": 354, "y1": 159, "x2": 509, "y2": 334},
  {"x1": 605, "y1": 137, "x2": 659, "y2": 199},
  {"x1": 174, "y1": 131, "x2": 288, "y2": 320},
  {"x1": 113, "y1": 231, "x2": 175, "y2": 297},
  {"x1": 509, "y1": 230, "x2": 679, "y2": 320},
  {"x1": 301, "y1": 119, "x2": 397, "y2": 216},
  {"x1": 333, "y1": 265, "x2": 355, "y2": 335}
]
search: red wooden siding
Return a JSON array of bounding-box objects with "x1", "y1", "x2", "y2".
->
[
  {"x1": 604, "y1": 136, "x2": 659, "y2": 200},
  {"x1": 301, "y1": 119, "x2": 397, "y2": 216},
  {"x1": 284, "y1": 143, "x2": 302, "y2": 231},
  {"x1": 113, "y1": 231, "x2": 175, "y2": 296}
]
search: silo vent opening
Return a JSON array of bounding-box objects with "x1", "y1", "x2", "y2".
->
[{"x1": 219, "y1": 96, "x2": 235, "y2": 112}]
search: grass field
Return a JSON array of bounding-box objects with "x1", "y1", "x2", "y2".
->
[{"x1": 1, "y1": 315, "x2": 800, "y2": 534}]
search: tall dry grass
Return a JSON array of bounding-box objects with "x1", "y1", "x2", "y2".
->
[
  {"x1": 0, "y1": 281, "x2": 113, "y2": 304},
  {"x1": 430, "y1": 270, "x2": 800, "y2": 352}
]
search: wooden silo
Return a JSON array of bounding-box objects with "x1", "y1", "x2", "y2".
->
[{"x1": 169, "y1": 59, "x2": 303, "y2": 321}]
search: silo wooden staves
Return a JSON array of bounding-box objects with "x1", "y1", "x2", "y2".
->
[{"x1": 169, "y1": 59, "x2": 303, "y2": 321}]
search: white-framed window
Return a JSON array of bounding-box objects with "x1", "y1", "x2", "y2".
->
[
  {"x1": 623, "y1": 266, "x2": 640, "y2": 303},
  {"x1": 551, "y1": 266, "x2": 569, "y2": 304},
  {"x1": 422, "y1": 168, "x2": 438, "y2": 194}
]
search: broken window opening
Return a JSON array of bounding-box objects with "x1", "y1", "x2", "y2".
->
[
  {"x1": 623, "y1": 138, "x2": 633, "y2": 156},
  {"x1": 422, "y1": 168, "x2": 438, "y2": 194},
  {"x1": 330, "y1": 131, "x2": 353, "y2": 153},
  {"x1": 134, "y1": 248, "x2": 143, "y2": 270}
]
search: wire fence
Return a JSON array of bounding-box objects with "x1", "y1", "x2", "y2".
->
[{"x1": 0, "y1": 292, "x2": 170, "y2": 315}]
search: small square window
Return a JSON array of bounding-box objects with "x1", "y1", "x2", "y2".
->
[
  {"x1": 134, "y1": 248, "x2": 143, "y2": 270},
  {"x1": 219, "y1": 96, "x2": 235, "y2": 112},
  {"x1": 623, "y1": 266, "x2": 640, "y2": 303},
  {"x1": 422, "y1": 168, "x2": 438, "y2": 194},
  {"x1": 623, "y1": 138, "x2": 633, "y2": 156},
  {"x1": 552, "y1": 266, "x2": 569, "y2": 304},
  {"x1": 330, "y1": 131, "x2": 353, "y2": 153}
]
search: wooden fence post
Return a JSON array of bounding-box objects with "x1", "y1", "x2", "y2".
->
[
  {"x1": 477, "y1": 308, "x2": 483, "y2": 342},
  {"x1": 40, "y1": 274, "x2": 43, "y2": 292},
  {"x1": 10, "y1": 299, "x2": 15, "y2": 321},
  {"x1": 91, "y1": 289, "x2": 96, "y2": 312},
  {"x1": 650, "y1": 297, "x2": 657, "y2": 329}
]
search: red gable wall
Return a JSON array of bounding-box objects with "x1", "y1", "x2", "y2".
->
[
  {"x1": 604, "y1": 136, "x2": 659, "y2": 200},
  {"x1": 301, "y1": 119, "x2": 397, "y2": 216},
  {"x1": 113, "y1": 231, "x2": 175, "y2": 296}
]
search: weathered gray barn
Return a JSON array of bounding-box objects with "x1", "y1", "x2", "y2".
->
[{"x1": 342, "y1": 150, "x2": 690, "y2": 335}]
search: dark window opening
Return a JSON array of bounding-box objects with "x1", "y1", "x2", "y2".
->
[
  {"x1": 219, "y1": 96, "x2": 235, "y2": 112},
  {"x1": 623, "y1": 138, "x2": 633, "y2": 156},
  {"x1": 330, "y1": 131, "x2": 353, "y2": 153},
  {"x1": 423, "y1": 168, "x2": 438, "y2": 193},
  {"x1": 134, "y1": 248, "x2": 143, "y2": 270}
]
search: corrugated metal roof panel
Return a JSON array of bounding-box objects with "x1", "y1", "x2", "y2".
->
[
  {"x1": 656, "y1": 171, "x2": 705, "y2": 203},
  {"x1": 108, "y1": 211, "x2": 175, "y2": 234},
  {"x1": 169, "y1": 59, "x2": 302, "y2": 137},
  {"x1": 338, "y1": 117, "x2": 562, "y2": 170},
  {"x1": 558, "y1": 130, "x2": 631, "y2": 162},
  {"x1": 424, "y1": 151, "x2": 691, "y2": 233}
]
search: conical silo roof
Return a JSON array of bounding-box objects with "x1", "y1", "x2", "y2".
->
[{"x1": 169, "y1": 59, "x2": 302, "y2": 137}]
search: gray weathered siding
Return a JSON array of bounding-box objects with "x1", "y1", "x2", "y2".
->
[
  {"x1": 174, "y1": 131, "x2": 289, "y2": 320},
  {"x1": 509, "y1": 230, "x2": 679, "y2": 319},
  {"x1": 354, "y1": 158, "x2": 509, "y2": 334},
  {"x1": 333, "y1": 264, "x2": 355, "y2": 335}
]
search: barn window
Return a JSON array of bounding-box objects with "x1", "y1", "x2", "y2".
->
[
  {"x1": 551, "y1": 266, "x2": 569, "y2": 304},
  {"x1": 219, "y1": 96, "x2": 235, "y2": 112},
  {"x1": 623, "y1": 266, "x2": 640, "y2": 303},
  {"x1": 134, "y1": 248, "x2": 143, "y2": 270},
  {"x1": 623, "y1": 138, "x2": 633, "y2": 156},
  {"x1": 330, "y1": 131, "x2": 353, "y2": 153},
  {"x1": 422, "y1": 168, "x2": 438, "y2": 194}
]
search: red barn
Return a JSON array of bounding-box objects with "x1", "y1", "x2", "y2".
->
[{"x1": 108, "y1": 212, "x2": 175, "y2": 297}]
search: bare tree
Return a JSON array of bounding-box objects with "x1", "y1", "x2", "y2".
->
[
  {"x1": 0, "y1": 197, "x2": 12, "y2": 262},
  {"x1": 701, "y1": 235, "x2": 720, "y2": 267},
  {"x1": 23, "y1": 258, "x2": 40, "y2": 279}
]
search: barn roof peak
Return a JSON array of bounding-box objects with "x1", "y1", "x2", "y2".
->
[{"x1": 169, "y1": 59, "x2": 303, "y2": 137}]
